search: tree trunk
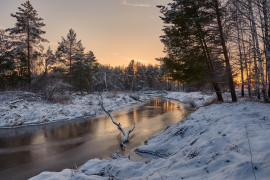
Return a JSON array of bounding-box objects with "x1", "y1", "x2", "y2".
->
[
  {"x1": 249, "y1": 0, "x2": 269, "y2": 102},
  {"x1": 241, "y1": 29, "x2": 251, "y2": 97},
  {"x1": 262, "y1": 0, "x2": 270, "y2": 99},
  {"x1": 202, "y1": 38, "x2": 223, "y2": 101},
  {"x1": 27, "y1": 21, "x2": 31, "y2": 89},
  {"x1": 69, "y1": 42, "x2": 72, "y2": 84},
  {"x1": 196, "y1": 22, "x2": 223, "y2": 101},
  {"x1": 104, "y1": 71, "x2": 108, "y2": 91},
  {"x1": 80, "y1": 60, "x2": 82, "y2": 95},
  {"x1": 236, "y1": 16, "x2": 244, "y2": 97},
  {"x1": 214, "y1": 0, "x2": 237, "y2": 102},
  {"x1": 251, "y1": 30, "x2": 261, "y2": 99}
]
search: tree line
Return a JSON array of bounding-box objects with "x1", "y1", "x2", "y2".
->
[
  {"x1": 0, "y1": 1, "x2": 180, "y2": 97},
  {"x1": 158, "y1": 0, "x2": 270, "y2": 103}
]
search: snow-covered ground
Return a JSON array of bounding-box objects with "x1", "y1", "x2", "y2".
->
[
  {"x1": 31, "y1": 102, "x2": 270, "y2": 180},
  {"x1": 0, "y1": 91, "x2": 214, "y2": 127},
  {"x1": 163, "y1": 91, "x2": 216, "y2": 107},
  {"x1": 0, "y1": 91, "x2": 149, "y2": 127},
  {"x1": 1, "y1": 91, "x2": 269, "y2": 179},
  {"x1": 29, "y1": 97, "x2": 270, "y2": 179}
]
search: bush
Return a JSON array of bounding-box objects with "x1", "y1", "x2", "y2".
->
[{"x1": 44, "y1": 79, "x2": 72, "y2": 103}]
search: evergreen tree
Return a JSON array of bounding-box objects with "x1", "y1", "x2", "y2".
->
[
  {"x1": 7, "y1": 0, "x2": 47, "y2": 88},
  {"x1": 125, "y1": 60, "x2": 136, "y2": 91},
  {"x1": 158, "y1": 0, "x2": 224, "y2": 101},
  {"x1": 71, "y1": 42, "x2": 85, "y2": 94},
  {"x1": 44, "y1": 47, "x2": 56, "y2": 75},
  {"x1": 83, "y1": 51, "x2": 99, "y2": 92},
  {"x1": 56, "y1": 29, "x2": 82, "y2": 83},
  {"x1": 0, "y1": 30, "x2": 16, "y2": 90}
]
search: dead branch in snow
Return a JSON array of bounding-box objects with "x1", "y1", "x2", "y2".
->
[{"x1": 98, "y1": 92, "x2": 135, "y2": 147}]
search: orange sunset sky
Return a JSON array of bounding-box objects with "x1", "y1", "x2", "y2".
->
[{"x1": 0, "y1": 0, "x2": 171, "y2": 66}]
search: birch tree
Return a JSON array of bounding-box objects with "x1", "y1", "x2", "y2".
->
[
  {"x1": 248, "y1": 0, "x2": 269, "y2": 102},
  {"x1": 262, "y1": 0, "x2": 270, "y2": 98}
]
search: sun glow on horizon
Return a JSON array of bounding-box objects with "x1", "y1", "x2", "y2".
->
[{"x1": 0, "y1": 0, "x2": 171, "y2": 67}]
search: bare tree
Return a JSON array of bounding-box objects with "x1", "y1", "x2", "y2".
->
[
  {"x1": 248, "y1": 0, "x2": 269, "y2": 102},
  {"x1": 262, "y1": 0, "x2": 270, "y2": 98}
]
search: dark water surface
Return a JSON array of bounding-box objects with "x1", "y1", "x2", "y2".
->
[{"x1": 0, "y1": 99, "x2": 192, "y2": 180}]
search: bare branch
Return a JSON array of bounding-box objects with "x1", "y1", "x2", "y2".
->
[{"x1": 98, "y1": 92, "x2": 135, "y2": 145}]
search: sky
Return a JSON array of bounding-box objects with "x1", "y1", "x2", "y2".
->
[{"x1": 0, "y1": 0, "x2": 171, "y2": 66}]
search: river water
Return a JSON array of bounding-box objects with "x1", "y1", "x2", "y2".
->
[{"x1": 0, "y1": 98, "x2": 192, "y2": 180}]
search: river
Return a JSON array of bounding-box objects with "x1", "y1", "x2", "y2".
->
[{"x1": 0, "y1": 98, "x2": 192, "y2": 180}]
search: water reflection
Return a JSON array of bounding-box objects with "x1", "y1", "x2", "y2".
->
[{"x1": 0, "y1": 98, "x2": 192, "y2": 180}]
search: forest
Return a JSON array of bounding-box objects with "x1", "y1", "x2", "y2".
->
[
  {"x1": 1, "y1": 0, "x2": 270, "y2": 104},
  {"x1": 157, "y1": 0, "x2": 270, "y2": 103},
  {"x1": 1, "y1": 1, "x2": 270, "y2": 180},
  {"x1": 0, "y1": 1, "x2": 177, "y2": 103}
]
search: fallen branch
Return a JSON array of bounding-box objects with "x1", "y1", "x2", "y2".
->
[{"x1": 98, "y1": 92, "x2": 135, "y2": 147}]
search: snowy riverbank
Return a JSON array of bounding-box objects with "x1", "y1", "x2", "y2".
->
[
  {"x1": 0, "y1": 91, "x2": 215, "y2": 127},
  {"x1": 0, "y1": 91, "x2": 147, "y2": 127},
  {"x1": 30, "y1": 100, "x2": 270, "y2": 180}
]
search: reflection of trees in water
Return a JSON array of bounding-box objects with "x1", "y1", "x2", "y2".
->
[
  {"x1": 146, "y1": 99, "x2": 178, "y2": 113},
  {"x1": 0, "y1": 134, "x2": 32, "y2": 148},
  {"x1": 44, "y1": 120, "x2": 98, "y2": 141},
  {"x1": 0, "y1": 150, "x2": 32, "y2": 169},
  {"x1": 0, "y1": 137, "x2": 33, "y2": 169},
  {"x1": 0, "y1": 99, "x2": 181, "y2": 150}
]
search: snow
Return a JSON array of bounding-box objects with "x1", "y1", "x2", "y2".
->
[
  {"x1": 0, "y1": 91, "x2": 149, "y2": 127},
  {"x1": 0, "y1": 91, "x2": 213, "y2": 127},
  {"x1": 29, "y1": 96, "x2": 270, "y2": 180},
  {"x1": 163, "y1": 91, "x2": 216, "y2": 107}
]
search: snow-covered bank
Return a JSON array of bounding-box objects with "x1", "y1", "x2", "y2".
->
[
  {"x1": 0, "y1": 91, "x2": 150, "y2": 127},
  {"x1": 0, "y1": 91, "x2": 214, "y2": 127},
  {"x1": 163, "y1": 91, "x2": 216, "y2": 107},
  {"x1": 31, "y1": 101, "x2": 270, "y2": 180}
]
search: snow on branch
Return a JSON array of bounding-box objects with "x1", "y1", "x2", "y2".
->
[{"x1": 98, "y1": 92, "x2": 135, "y2": 147}]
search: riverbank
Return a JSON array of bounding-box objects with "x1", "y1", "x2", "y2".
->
[
  {"x1": 0, "y1": 91, "x2": 147, "y2": 127},
  {"x1": 0, "y1": 91, "x2": 215, "y2": 127},
  {"x1": 31, "y1": 99, "x2": 270, "y2": 180}
]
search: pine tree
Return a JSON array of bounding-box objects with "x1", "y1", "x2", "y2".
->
[
  {"x1": 83, "y1": 51, "x2": 98, "y2": 92},
  {"x1": 69, "y1": 45, "x2": 99, "y2": 93},
  {"x1": 158, "y1": 0, "x2": 224, "y2": 101},
  {"x1": 71, "y1": 42, "x2": 85, "y2": 94},
  {"x1": 44, "y1": 47, "x2": 56, "y2": 75},
  {"x1": 126, "y1": 60, "x2": 136, "y2": 91},
  {"x1": 0, "y1": 29, "x2": 16, "y2": 90},
  {"x1": 56, "y1": 29, "x2": 82, "y2": 83},
  {"x1": 7, "y1": 0, "x2": 47, "y2": 88}
]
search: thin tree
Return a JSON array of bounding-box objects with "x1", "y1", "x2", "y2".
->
[
  {"x1": 213, "y1": 0, "x2": 237, "y2": 102},
  {"x1": 262, "y1": 0, "x2": 270, "y2": 98},
  {"x1": 248, "y1": 0, "x2": 269, "y2": 102}
]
